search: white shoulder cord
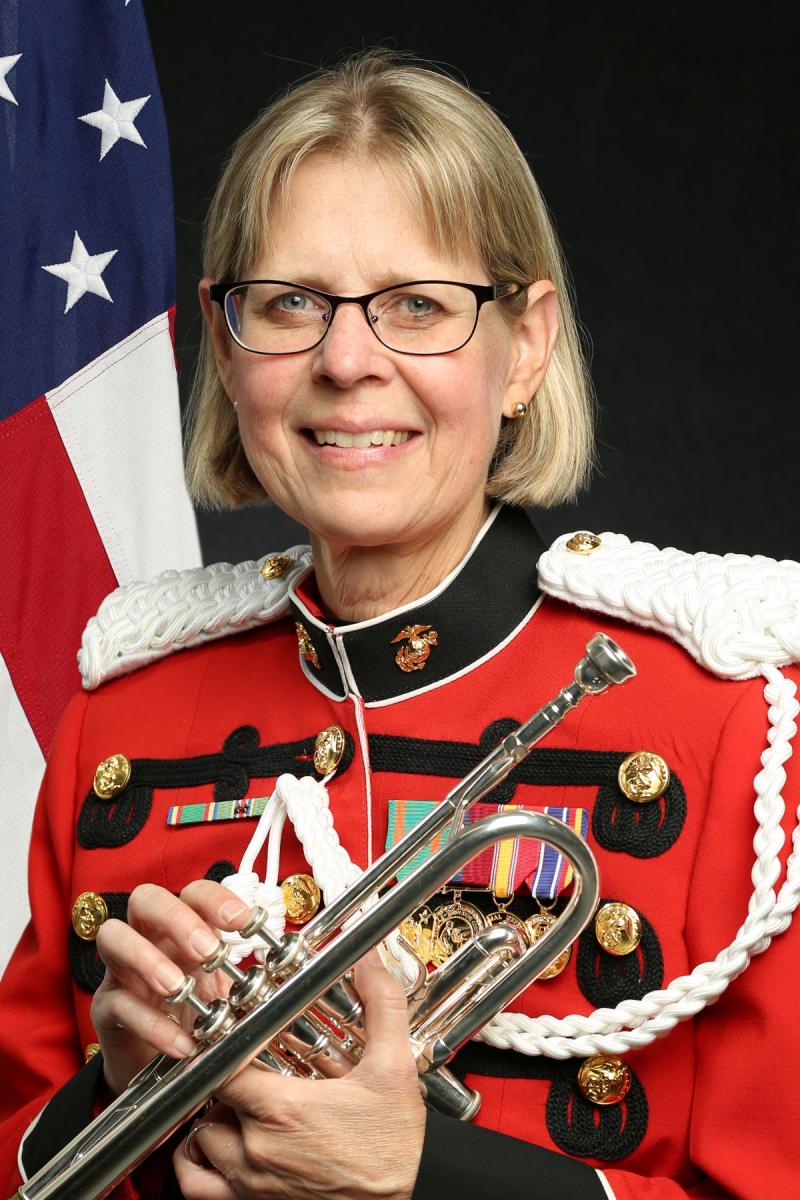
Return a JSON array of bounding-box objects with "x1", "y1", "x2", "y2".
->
[
  {"x1": 475, "y1": 532, "x2": 800, "y2": 1058},
  {"x1": 220, "y1": 772, "x2": 419, "y2": 985},
  {"x1": 478, "y1": 663, "x2": 799, "y2": 1057}
]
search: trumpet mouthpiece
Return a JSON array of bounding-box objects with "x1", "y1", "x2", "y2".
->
[{"x1": 575, "y1": 633, "x2": 636, "y2": 694}]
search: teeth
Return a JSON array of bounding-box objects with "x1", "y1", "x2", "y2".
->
[{"x1": 311, "y1": 429, "x2": 411, "y2": 448}]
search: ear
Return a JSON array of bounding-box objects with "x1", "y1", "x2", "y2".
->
[
  {"x1": 502, "y1": 279, "x2": 559, "y2": 418},
  {"x1": 198, "y1": 276, "x2": 236, "y2": 402}
]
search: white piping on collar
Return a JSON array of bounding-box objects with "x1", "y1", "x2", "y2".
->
[
  {"x1": 363, "y1": 594, "x2": 545, "y2": 708},
  {"x1": 288, "y1": 505, "x2": 503, "y2": 637}
]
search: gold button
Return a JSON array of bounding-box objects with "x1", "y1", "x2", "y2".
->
[
  {"x1": 313, "y1": 726, "x2": 346, "y2": 775},
  {"x1": 71, "y1": 891, "x2": 109, "y2": 941},
  {"x1": 578, "y1": 1055, "x2": 632, "y2": 1105},
  {"x1": 281, "y1": 873, "x2": 321, "y2": 924},
  {"x1": 84, "y1": 1042, "x2": 101, "y2": 1061},
  {"x1": 523, "y1": 912, "x2": 571, "y2": 978},
  {"x1": 260, "y1": 554, "x2": 293, "y2": 580},
  {"x1": 595, "y1": 902, "x2": 642, "y2": 956},
  {"x1": 93, "y1": 753, "x2": 132, "y2": 799},
  {"x1": 618, "y1": 751, "x2": 670, "y2": 802},
  {"x1": 566, "y1": 532, "x2": 602, "y2": 554},
  {"x1": 295, "y1": 622, "x2": 321, "y2": 670}
]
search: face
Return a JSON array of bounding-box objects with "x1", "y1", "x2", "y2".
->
[{"x1": 204, "y1": 154, "x2": 551, "y2": 553}]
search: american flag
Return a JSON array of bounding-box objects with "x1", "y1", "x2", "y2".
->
[{"x1": 0, "y1": 2, "x2": 201, "y2": 970}]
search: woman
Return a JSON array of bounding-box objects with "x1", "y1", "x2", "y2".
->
[{"x1": 1, "y1": 50, "x2": 798, "y2": 1200}]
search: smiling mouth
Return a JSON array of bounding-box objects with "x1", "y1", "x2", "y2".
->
[{"x1": 307, "y1": 429, "x2": 412, "y2": 448}]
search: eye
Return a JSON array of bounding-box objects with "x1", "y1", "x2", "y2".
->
[
  {"x1": 274, "y1": 292, "x2": 312, "y2": 311},
  {"x1": 400, "y1": 294, "x2": 436, "y2": 316}
]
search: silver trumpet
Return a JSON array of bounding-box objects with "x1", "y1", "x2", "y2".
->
[{"x1": 14, "y1": 633, "x2": 635, "y2": 1200}]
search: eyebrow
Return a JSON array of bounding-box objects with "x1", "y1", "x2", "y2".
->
[{"x1": 255, "y1": 272, "x2": 442, "y2": 293}]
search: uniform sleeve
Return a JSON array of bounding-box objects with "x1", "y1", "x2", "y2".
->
[
  {"x1": 603, "y1": 669, "x2": 800, "y2": 1200},
  {"x1": 0, "y1": 689, "x2": 91, "y2": 1196},
  {"x1": 412, "y1": 1109, "x2": 607, "y2": 1199}
]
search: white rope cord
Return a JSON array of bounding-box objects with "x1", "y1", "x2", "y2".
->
[
  {"x1": 472, "y1": 533, "x2": 800, "y2": 1058},
  {"x1": 79, "y1": 546, "x2": 313, "y2": 690},
  {"x1": 221, "y1": 773, "x2": 419, "y2": 985},
  {"x1": 477, "y1": 664, "x2": 799, "y2": 1057}
]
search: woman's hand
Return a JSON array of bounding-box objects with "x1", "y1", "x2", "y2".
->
[
  {"x1": 92, "y1": 880, "x2": 251, "y2": 1096},
  {"x1": 173, "y1": 951, "x2": 427, "y2": 1200}
]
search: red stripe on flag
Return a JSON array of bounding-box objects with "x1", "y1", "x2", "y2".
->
[
  {"x1": 167, "y1": 304, "x2": 178, "y2": 371},
  {"x1": 0, "y1": 398, "x2": 118, "y2": 753}
]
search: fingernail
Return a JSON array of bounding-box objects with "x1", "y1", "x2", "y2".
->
[
  {"x1": 189, "y1": 927, "x2": 220, "y2": 958},
  {"x1": 175, "y1": 1033, "x2": 196, "y2": 1057},
  {"x1": 154, "y1": 961, "x2": 185, "y2": 993},
  {"x1": 220, "y1": 899, "x2": 248, "y2": 923}
]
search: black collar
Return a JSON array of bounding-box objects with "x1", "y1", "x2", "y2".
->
[{"x1": 288, "y1": 505, "x2": 544, "y2": 704}]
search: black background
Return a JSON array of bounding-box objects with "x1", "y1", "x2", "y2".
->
[{"x1": 143, "y1": 3, "x2": 798, "y2": 566}]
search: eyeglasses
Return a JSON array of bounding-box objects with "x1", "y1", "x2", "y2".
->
[{"x1": 208, "y1": 278, "x2": 526, "y2": 356}]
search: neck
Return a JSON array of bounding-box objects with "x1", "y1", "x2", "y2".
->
[{"x1": 310, "y1": 498, "x2": 493, "y2": 622}]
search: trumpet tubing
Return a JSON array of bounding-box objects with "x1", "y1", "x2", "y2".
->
[{"x1": 15, "y1": 633, "x2": 635, "y2": 1200}]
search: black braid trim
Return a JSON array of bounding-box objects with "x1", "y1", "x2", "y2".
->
[
  {"x1": 204, "y1": 860, "x2": 238, "y2": 884},
  {"x1": 592, "y1": 775, "x2": 686, "y2": 859},
  {"x1": 69, "y1": 861, "x2": 240, "y2": 993},
  {"x1": 451, "y1": 1041, "x2": 648, "y2": 1162},
  {"x1": 575, "y1": 899, "x2": 663, "y2": 1007},
  {"x1": 369, "y1": 721, "x2": 685, "y2": 856},
  {"x1": 76, "y1": 725, "x2": 355, "y2": 850}
]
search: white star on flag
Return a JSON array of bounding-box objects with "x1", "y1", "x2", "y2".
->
[
  {"x1": 78, "y1": 79, "x2": 150, "y2": 160},
  {"x1": 0, "y1": 53, "x2": 22, "y2": 105},
  {"x1": 42, "y1": 232, "x2": 118, "y2": 313}
]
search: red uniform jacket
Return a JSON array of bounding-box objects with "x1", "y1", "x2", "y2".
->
[{"x1": 1, "y1": 507, "x2": 798, "y2": 1199}]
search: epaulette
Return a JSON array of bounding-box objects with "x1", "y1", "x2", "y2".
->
[
  {"x1": 80, "y1": 530, "x2": 800, "y2": 691},
  {"x1": 538, "y1": 530, "x2": 800, "y2": 680},
  {"x1": 78, "y1": 545, "x2": 313, "y2": 690}
]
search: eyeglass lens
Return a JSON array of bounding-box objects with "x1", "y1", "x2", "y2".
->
[{"x1": 224, "y1": 282, "x2": 480, "y2": 355}]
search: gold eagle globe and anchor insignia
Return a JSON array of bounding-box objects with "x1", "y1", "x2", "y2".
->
[
  {"x1": 618, "y1": 750, "x2": 670, "y2": 803},
  {"x1": 71, "y1": 891, "x2": 109, "y2": 941},
  {"x1": 391, "y1": 624, "x2": 439, "y2": 672},
  {"x1": 260, "y1": 554, "x2": 293, "y2": 580},
  {"x1": 295, "y1": 622, "x2": 321, "y2": 669},
  {"x1": 92, "y1": 753, "x2": 132, "y2": 799},
  {"x1": 577, "y1": 1054, "x2": 632, "y2": 1106}
]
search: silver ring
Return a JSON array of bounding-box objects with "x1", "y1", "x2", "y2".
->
[{"x1": 183, "y1": 1121, "x2": 216, "y2": 1165}]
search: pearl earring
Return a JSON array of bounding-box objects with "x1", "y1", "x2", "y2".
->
[{"x1": 511, "y1": 402, "x2": 528, "y2": 418}]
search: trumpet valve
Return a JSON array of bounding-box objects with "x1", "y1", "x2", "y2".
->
[
  {"x1": 229, "y1": 964, "x2": 273, "y2": 1011},
  {"x1": 192, "y1": 997, "x2": 237, "y2": 1045}
]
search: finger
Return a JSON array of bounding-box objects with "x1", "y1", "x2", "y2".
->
[
  {"x1": 179, "y1": 879, "x2": 252, "y2": 931},
  {"x1": 96, "y1": 918, "x2": 190, "y2": 999},
  {"x1": 93, "y1": 983, "x2": 195, "y2": 1058},
  {"x1": 126, "y1": 883, "x2": 239, "y2": 968},
  {"x1": 174, "y1": 1121, "x2": 243, "y2": 1200},
  {"x1": 353, "y1": 948, "x2": 415, "y2": 1072}
]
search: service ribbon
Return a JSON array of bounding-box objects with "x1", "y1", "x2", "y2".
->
[{"x1": 386, "y1": 799, "x2": 588, "y2": 903}]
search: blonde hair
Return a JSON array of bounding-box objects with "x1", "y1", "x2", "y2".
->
[{"x1": 186, "y1": 49, "x2": 594, "y2": 509}]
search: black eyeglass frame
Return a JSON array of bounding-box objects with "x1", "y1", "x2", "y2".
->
[{"x1": 208, "y1": 278, "x2": 527, "y2": 356}]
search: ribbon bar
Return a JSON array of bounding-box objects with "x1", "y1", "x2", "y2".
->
[{"x1": 386, "y1": 799, "x2": 589, "y2": 902}]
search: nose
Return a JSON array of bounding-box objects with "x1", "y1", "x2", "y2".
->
[{"x1": 310, "y1": 299, "x2": 388, "y2": 388}]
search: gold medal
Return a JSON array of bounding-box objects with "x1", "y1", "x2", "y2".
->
[
  {"x1": 486, "y1": 892, "x2": 527, "y2": 936},
  {"x1": 398, "y1": 905, "x2": 436, "y2": 964},
  {"x1": 523, "y1": 911, "x2": 571, "y2": 979},
  {"x1": 430, "y1": 891, "x2": 487, "y2": 966}
]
